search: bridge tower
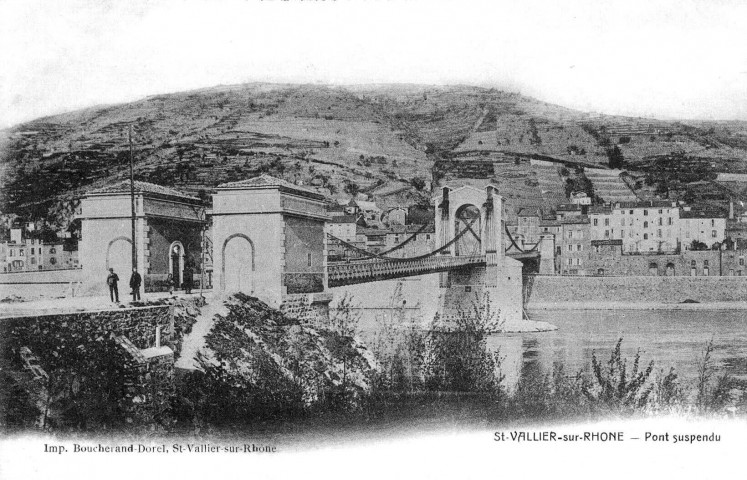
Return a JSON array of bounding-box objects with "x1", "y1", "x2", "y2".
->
[
  {"x1": 434, "y1": 185, "x2": 524, "y2": 325},
  {"x1": 211, "y1": 175, "x2": 331, "y2": 312}
]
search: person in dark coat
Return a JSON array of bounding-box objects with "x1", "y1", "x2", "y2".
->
[
  {"x1": 106, "y1": 268, "x2": 120, "y2": 303},
  {"x1": 129, "y1": 268, "x2": 142, "y2": 301},
  {"x1": 183, "y1": 264, "x2": 193, "y2": 294}
]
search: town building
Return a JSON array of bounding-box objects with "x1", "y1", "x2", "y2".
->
[
  {"x1": 345, "y1": 199, "x2": 383, "y2": 226},
  {"x1": 558, "y1": 215, "x2": 590, "y2": 275},
  {"x1": 680, "y1": 208, "x2": 726, "y2": 250},
  {"x1": 589, "y1": 201, "x2": 680, "y2": 253},
  {"x1": 0, "y1": 228, "x2": 78, "y2": 273}
]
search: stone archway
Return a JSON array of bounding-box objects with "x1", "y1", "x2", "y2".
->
[
  {"x1": 169, "y1": 241, "x2": 186, "y2": 288},
  {"x1": 221, "y1": 234, "x2": 255, "y2": 293},
  {"x1": 107, "y1": 237, "x2": 132, "y2": 277}
]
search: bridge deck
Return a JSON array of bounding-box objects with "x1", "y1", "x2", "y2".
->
[{"x1": 327, "y1": 254, "x2": 486, "y2": 287}]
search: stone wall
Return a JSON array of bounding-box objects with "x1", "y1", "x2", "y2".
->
[
  {"x1": 1, "y1": 305, "x2": 175, "y2": 430},
  {"x1": 2, "y1": 305, "x2": 174, "y2": 352},
  {"x1": 280, "y1": 293, "x2": 331, "y2": 326},
  {"x1": 527, "y1": 275, "x2": 747, "y2": 304},
  {"x1": 113, "y1": 336, "x2": 174, "y2": 427}
]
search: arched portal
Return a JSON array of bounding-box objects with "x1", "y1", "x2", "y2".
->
[
  {"x1": 107, "y1": 237, "x2": 132, "y2": 276},
  {"x1": 666, "y1": 262, "x2": 675, "y2": 276},
  {"x1": 169, "y1": 241, "x2": 186, "y2": 288},
  {"x1": 454, "y1": 204, "x2": 482, "y2": 256},
  {"x1": 221, "y1": 234, "x2": 255, "y2": 293}
]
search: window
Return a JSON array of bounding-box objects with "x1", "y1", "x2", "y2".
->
[
  {"x1": 307, "y1": 253, "x2": 312, "y2": 267},
  {"x1": 704, "y1": 260, "x2": 709, "y2": 267},
  {"x1": 31, "y1": 248, "x2": 34, "y2": 255},
  {"x1": 644, "y1": 233, "x2": 649, "y2": 240},
  {"x1": 621, "y1": 230, "x2": 625, "y2": 238},
  {"x1": 576, "y1": 258, "x2": 582, "y2": 266},
  {"x1": 568, "y1": 231, "x2": 573, "y2": 239},
  {"x1": 49, "y1": 247, "x2": 56, "y2": 254},
  {"x1": 568, "y1": 245, "x2": 573, "y2": 252},
  {"x1": 8, "y1": 250, "x2": 13, "y2": 257},
  {"x1": 50, "y1": 257, "x2": 57, "y2": 265},
  {"x1": 630, "y1": 210, "x2": 633, "y2": 214},
  {"x1": 658, "y1": 218, "x2": 663, "y2": 226},
  {"x1": 668, "y1": 218, "x2": 673, "y2": 225},
  {"x1": 577, "y1": 244, "x2": 582, "y2": 251},
  {"x1": 644, "y1": 210, "x2": 649, "y2": 216},
  {"x1": 711, "y1": 219, "x2": 715, "y2": 227},
  {"x1": 643, "y1": 221, "x2": 649, "y2": 228},
  {"x1": 30, "y1": 257, "x2": 36, "y2": 265},
  {"x1": 426, "y1": 234, "x2": 431, "y2": 240},
  {"x1": 604, "y1": 218, "x2": 609, "y2": 226},
  {"x1": 593, "y1": 218, "x2": 598, "y2": 226},
  {"x1": 658, "y1": 209, "x2": 663, "y2": 214},
  {"x1": 19, "y1": 250, "x2": 24, "y2": 256},
  {"x1": 567, "y1": 259, "x2": 573, "y2": 266},
  {"x1": 730, "y1": 269, "x2": 734, "y2": 276},
  {"x1": 712, "y1": 230, "x2": 717, "y2": 238},
  {"x1": 604, "y1": 230, "x2": 609, "y2": 238},
  {"x1": 657, "y1": 229, "x2": 662, "y2": 238},
  {"x1": 739, "y1": 257, "x2": 744, "y2": 266}
]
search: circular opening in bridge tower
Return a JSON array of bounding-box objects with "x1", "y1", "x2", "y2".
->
[{"x1": 454, "y1": 204, "x2": 482, "y2": 256}]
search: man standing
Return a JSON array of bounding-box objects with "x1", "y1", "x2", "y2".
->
[
  {"x1": 129, "y1": 268, "x2": 142, "y2": 302},
  {"x1": 183, "y1": 264, "x2": 193, "y2": 294},
  {"x1": 107, "y1": 268, "x2": 120, "y2": 303}
]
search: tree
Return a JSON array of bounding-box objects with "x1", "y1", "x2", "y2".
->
[
  {"x1": 606, "y1": 145, "x2": 625, "y2": 169},
  {"x1": 411, "y1": 177, "x2": 426, "y2": 191},
  {"x1": 343, "y1": 182, "x2": 360, "y2": 197},
  {"x1": 689, "y1": 240, "x2": 708, "y2": 251}
]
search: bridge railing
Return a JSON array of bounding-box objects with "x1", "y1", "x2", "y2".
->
[{"x1": 327, "y1": 254, "x2": 485, "y2": 287}]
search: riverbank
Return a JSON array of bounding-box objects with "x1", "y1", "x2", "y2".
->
[
  {"x1": 501, "y1": 318, "x2": 558, "y2": 332},
  {"x1": 528, "y1": 301, "x2": 747, "y2": 310}
]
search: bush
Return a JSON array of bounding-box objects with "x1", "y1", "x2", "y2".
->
[{"x1": 582, "y1": 338, "x2": 654, "y2": 413}]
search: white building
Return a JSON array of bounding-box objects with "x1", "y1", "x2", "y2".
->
[
  {"x1": 680, "y1": 209, "x2": 726, "y2": 249},
  {"x1": 589, "y1": 201, "x2": 680, "y2": 253},
  {"x1": 326, "y1": 215, "x2": 358, "y2": 242}
]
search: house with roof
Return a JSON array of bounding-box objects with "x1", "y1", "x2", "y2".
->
[{"x1": 345, "y1": 199, "x2": 383, "y2": 226}]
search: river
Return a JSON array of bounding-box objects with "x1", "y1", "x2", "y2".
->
[{"x1": 332, "y1": 278, "x2": 747, "y2": 389}]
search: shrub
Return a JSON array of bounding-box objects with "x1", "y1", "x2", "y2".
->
[{"x1": 582, "y1": 338, "x2": 654, "y2": 412}]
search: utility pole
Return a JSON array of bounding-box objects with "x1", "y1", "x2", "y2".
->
[{"x1": 129, "y1": 125, "x2": 138, "y2": 271}]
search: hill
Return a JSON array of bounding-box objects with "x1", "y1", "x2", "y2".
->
[{"x1": 2, "y1": 83, "x2": 747, "y2": 228}]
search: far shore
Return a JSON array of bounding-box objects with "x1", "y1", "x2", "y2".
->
[{"x1": 527, "y1": 301, "x2": 747, "y2": 311}]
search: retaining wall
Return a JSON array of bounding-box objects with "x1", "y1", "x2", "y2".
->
[{"x1": 527, "y1": 275, "x2": 747, "y2": 305}]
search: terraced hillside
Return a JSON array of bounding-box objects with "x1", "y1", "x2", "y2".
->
[
  {"x1": 583, "y1": 168, "x2": 638, "y2": 203},
  {"x1": 2, "y1": 83, "x2": 747, "y2": 228}
]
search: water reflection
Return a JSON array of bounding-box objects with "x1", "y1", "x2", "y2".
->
[{"x1": 353, "y1": 304, "x2": 747, "y2": 391}]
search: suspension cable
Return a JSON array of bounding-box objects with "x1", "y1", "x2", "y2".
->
[{"x1": 329, "y1": 217, "x2": 479, "y2": 262}]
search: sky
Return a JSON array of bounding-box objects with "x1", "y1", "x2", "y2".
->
[{"x1": 1, "y1": 0, "x2": 746, "y2": 128}]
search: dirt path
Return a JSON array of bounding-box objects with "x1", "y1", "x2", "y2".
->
[{"x1": 175, "y1": 295, "x2": 228, "y2": 370}]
